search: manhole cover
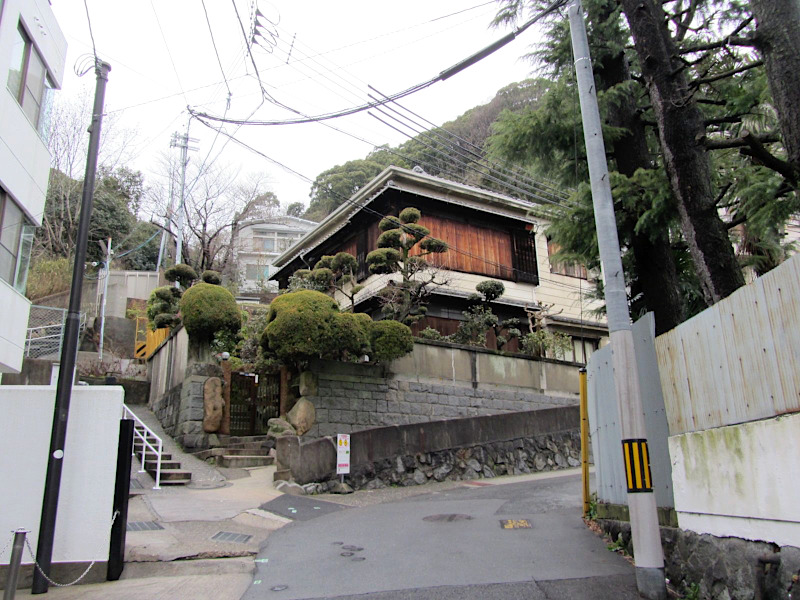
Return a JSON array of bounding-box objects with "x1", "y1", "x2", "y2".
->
[
  {"x1": 211, "y1": 531, "x2": 253, "y2": 544},
  {"x1": 340, "y1": 552, "x2": 354, "y2": 557},
  {"x1": 423, "y1": 514, "x2": 473, "y2": 522},
  {"x1": 127, "y1": 521, "x2": 164, "y2": 531},
  {"x1": 271, "y1": 584, "x2": 288, "y2": 591},
  {"x1": 342, "y1": 545, "x2": 363, "y2": 551}
]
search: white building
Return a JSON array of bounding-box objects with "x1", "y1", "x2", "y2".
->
[
  {"x1": 234, "y1": 216, "x2": 316, "y2": 294},
  {"x1": 0, "y1": 0, "x2": 66, "y2": 373}
]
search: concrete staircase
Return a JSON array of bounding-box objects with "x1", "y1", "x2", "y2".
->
[
  {"x1": 133, "y1": 440, "x2": 192, "y2": 486},
  {"x1": 193, "y1": 435, "x2": 275, "y2": 468}
]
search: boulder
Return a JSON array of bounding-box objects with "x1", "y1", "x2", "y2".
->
[
  {"x1": 202, "y1": 377, "x2": 224, "y2": 433},
  {"x1": 328, "y1": 480, "x2": 354, "y2": 494},
  {"x1": 268, "y1": 417, "x2": 297, "y2": 438},
  {"x1": 286, "y1": 398, "x2": 316, "y2": 436}
]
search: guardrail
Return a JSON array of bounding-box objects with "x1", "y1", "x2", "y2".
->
[{"x1": 122, "y1": 405, "x2": 162, "y2": 489}]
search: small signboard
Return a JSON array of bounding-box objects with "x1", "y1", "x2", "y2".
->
[{"x1": 336, "y1": 434, "x2": 351, "y2": 475}]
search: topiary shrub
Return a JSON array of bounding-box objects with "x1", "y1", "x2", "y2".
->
[
  {"x1": 369, "y1": 319, "x2": 414, "y2": 362},
  {"x1": 165, "y1": 263, "x2": 198, "y2": 289},
  {"x1": 146, "y1": 285, "x2": 182, "y2": 330},
  {"x1": 201, "y1": 270, "x2": 221, "y2": 285},
  {"x1": 179, "y1": 282, "x2": 241, "y2": 344},
  {"x1": 261, "y1": 290, "x2": 341, "y2": 366}
]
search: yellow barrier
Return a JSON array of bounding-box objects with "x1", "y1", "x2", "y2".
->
[{"x1": 134, "y1": 317, "x2": 170, "y2": 359}]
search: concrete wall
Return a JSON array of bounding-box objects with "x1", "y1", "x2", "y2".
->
[
  {"x1": 303, "y1": 340, "x2": 581, "y2": 438},
  {"x1": 0, "y1": 278, "x2": 30, "y2": 373},
  {"x1": 668, "y1": 412, "x2": 800, "y2": 547},
  {"x1": 279, "y1": 406, "x2": 580, "y2": 486},
  {"x1": 0, "y1": 386, "x2": 123, "y2": 565},
  {"x1": 148, "y1": 326, "x2": 188, "y2": 404},
  {"x1": 105, "y1": 271, "x2": 160, "y2": 319}
]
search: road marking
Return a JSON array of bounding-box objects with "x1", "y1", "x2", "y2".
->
[{"x1": 500, "y1": 519, "x2": 532, "y2": 529}]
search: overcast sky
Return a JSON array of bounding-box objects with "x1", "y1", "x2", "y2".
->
[{"x1": 51, "y1": 1, "x2": 540, "y2": 211}]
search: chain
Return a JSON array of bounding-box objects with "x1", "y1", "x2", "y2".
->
[
  {"x1": 0, "y1": 530, "x2": 20, "y2": 560},
  {"x1": 23, "y1": 510, "x2": 119, "y2": 588}
]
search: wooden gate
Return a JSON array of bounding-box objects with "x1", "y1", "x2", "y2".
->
[{"x1": 229, "y1": 372, "x2": 281, "y2": 436}]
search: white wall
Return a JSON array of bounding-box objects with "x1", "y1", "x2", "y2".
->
[
  {"x1": 669, "y1": 412, "x2": 800, "y2": 547},
  {"x1": 0, "y1": 0, "x2": 67, "y2": 226},
  {"x1": 0, "y1": 277, "x2": 31, "y2": 372},
  {"x1": 0, "y1": 386, "x2": 123, "y2": 564}
]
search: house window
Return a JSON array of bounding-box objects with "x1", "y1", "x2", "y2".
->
[
  {"x1": 0, "y1": 190, "x2": 35, "y2": 293},
  {"x1": 7, "y1": 23, "x2": 54, "y2": 138},
  {"x1": 562, "y1": 336, "x2": 598, "y2": 364},
  {"x1": 245, "y1": 264, "x2": 267, "y2": 281},
  {"x1": 511, "y1": 229, "x2": 539, "y2": 284},
  {"x1": 547, "y1": 239, "x2": 588, "y2": 279},
  {"x1": 252, "y1": 231, "x2": 299, "y2": 253}
]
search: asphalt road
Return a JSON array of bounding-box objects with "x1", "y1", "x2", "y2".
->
[{"x1": 245, "y1": 473, "x2": 641, "y2": 600}]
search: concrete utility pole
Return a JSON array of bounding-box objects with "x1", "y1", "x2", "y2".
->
[
  {"x1": 566, "y1": 1, "x2": 667, "y2": 598},
  {"x1": 170, "y1": 124, "x2": 197, "y2": 269},
  {"x1": 32, "y1": 60, "x2": 112, "y2": 595},
  {"x1": 98, "y1": 237, "x2": 112, "y2": 361}
]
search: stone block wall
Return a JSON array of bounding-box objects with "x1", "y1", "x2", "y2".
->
[
  {"x1": 303, "y1": 357, "x2": 577, "y2": 439},
  {"x1": 148, "y1": 363, "x2": 222, "y2": 450},
  {"x1": 597, "y1": 518, "x2": 800, "y2": 600},
  {"x1": 278, "y1": 406, "x2": 581, "y2": 488}
]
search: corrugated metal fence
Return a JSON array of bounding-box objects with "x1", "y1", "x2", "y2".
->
[
  {"x1": 655, "y1": 254, "x2": 800, "y2": 435},
  {"x1": 587, "y1": 313, "x2": 674, "y2": 508}
]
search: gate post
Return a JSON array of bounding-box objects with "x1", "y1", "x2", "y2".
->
[
  {"x1": 279, "y1": 366, "x2": 290, "y2": 417},
  {"x1": 220, "y1": 356, "x2": 231, "y2": 435}
]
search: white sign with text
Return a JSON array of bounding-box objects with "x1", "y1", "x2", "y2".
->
[{"x1": 336, "y1": 434, "x2": 351, "y2": 475}]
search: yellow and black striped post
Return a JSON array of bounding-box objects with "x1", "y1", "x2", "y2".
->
[{"x1": 622, "y1": 439, "x2": 653, "y2": 493}]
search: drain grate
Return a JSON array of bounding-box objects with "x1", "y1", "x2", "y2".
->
[
  {"x1": 127, "y1": 521, "x2": 164, "y2": 531},
  {"x1": 129, "y1": 479, "x2": 143, "y2": 490},
  {"x1": 211, "y1": 531, "x2": 253, "y2": 544},
  {"x1": 423, "y1": 514, "x2": 473, "y2": 522}
]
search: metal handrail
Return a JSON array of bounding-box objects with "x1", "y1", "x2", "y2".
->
[{"x1": 121, "y1": 405, "x2": 162, "y2": 489}]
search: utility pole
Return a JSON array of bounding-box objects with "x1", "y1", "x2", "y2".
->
[
  {"x1": 567, "y1": 1, "x2": 667, "y2": 598},
  {"x1": 98, "y1": 237, "x2": 111, "y2": 361},
  {"x1": 155, "y1": 159, "x2": 174, "y2": 271},
  {"x1": 170, "y1": 123, "x2": 197, "y2": 269},
  {"x1": 32, "y1": 60, "x2": 112, "y2": 595}
]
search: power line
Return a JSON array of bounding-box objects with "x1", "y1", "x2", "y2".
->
[
  {"x1": 82, "y1": 0, "x2": 99, "y2": 62},
  {"x1": 150, "y1": 0, "x2": 189, "y2": 106},
  {"x1": 189, "y1": 0, "x2": 567, "y2": 127},
  {"x1": 201, "y1": 0, "x2": 233, "y2": 104}
]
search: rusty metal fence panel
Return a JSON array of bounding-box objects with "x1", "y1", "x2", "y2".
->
[{"x1": 655, "y1": 254, "x2": 800, "y2": 435}]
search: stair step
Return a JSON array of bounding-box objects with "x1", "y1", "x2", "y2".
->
[
  {"x1": 226, "y1": 442, "x2": 269, "y2": 451},
  {"x1": 136, "y1": 451, "x2": 173, "y2": 462},
  {"x1": 142, "y1": 459, "x2": 181, "y2": 470},
  {"x1": 217, "y1": 455, "x2": 274, "y2": 468},
  {"x1": 274, "y1": 468, "x2": 291, "y2": 482},
  {"x1": 227, "y1": 435, "x2": 271, "y2": 444},
  {"x1": 218, "y1": 447, "x2": 270, "y2": 456},
  {"x1": 147, "y1": 468, "x2": 192, "y2": 483}
]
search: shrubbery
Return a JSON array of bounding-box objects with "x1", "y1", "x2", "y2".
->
[
  {"x1": 369, "y1": 319, "x2": 414, "y2": 362},
  {"x1": 146, "y1": 285, "x2": 182, "y2": 330},
  {"x1": 164, "y1": 263, "x2": 197, "y2": 288},
  {"x1": 179, "y1": 282, "x2": 241, "y2": 343},
  {"x1": 260, "y1": 290, "x2": 413, "y2": 368}
]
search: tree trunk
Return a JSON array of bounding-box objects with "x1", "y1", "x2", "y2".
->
[
  {"x1": 750, "y1": 0, "x2": 800, "y2": 177},
  {"x1": 595, "y1": 34, "x2": 686, "y2": 333},
  {"x1": 619, "y1": 0, "x2": 745, "y2": 304}
]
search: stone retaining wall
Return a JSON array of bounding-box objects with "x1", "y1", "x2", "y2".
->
[
  {"x1": 277, "y1": 406, "x2": 581, "y2": 488},
  {"x1": 148, "y1": 363, "x2": 222, "y2": 450},
  {"x1": 597, "y1": 519, "x2": 800, "y2": 600},
  {"x1": 303, "y1": 342, "x2": 580, "y2": 439}
]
